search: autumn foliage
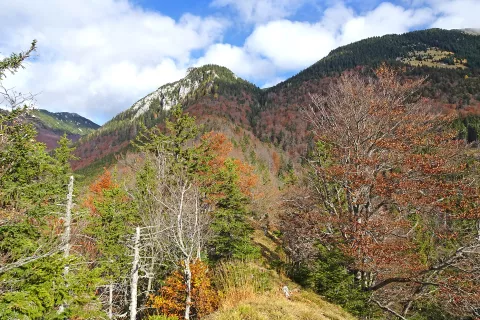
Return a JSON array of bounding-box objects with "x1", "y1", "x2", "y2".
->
[
  {"x1": 149, "y1": 260, "x2": 219, "y2": 319},
  {"x1": 83, "y1": 169, "x2": 117, "y2": 216},
  {"x1": 282, "y1": 65, "x2": 480, "y2": 318}
]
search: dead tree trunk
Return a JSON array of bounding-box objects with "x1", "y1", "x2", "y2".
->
[
  {"x1": 59, "y1": 175, "x2": 74, "y2": 314},
  {"x1": 130, "y1": 226, "x2": 140, "y2": 320},
  {"x1": 108, "y1": 283, "x2": 113, "y2": 320},
  {"x1": 184, "y1": 258, "x2": 192, "y2": 320}
]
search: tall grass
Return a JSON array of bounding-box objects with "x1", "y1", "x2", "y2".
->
[{"x1": 213, "y1": 261, "x2": 275, "y2": 309}]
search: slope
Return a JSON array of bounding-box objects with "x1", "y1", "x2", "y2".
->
[
  {"x1": 73, "y1": 64, "x2": 262, "y2": 170},
  {"x1": 28, "y1": 109, "x2": 99, "y2": 149},
  {"x1": 251, "y1": 28, "x2": 480, "y2": 157},
  {"x1": 74, "y1": 28, "x2": 480, "y2": 172}
]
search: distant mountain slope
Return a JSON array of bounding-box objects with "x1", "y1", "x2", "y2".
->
[
  {"x1": 252, "y1": 28, "x2": 480, "y2": 154},
  {"x1": 73, "y1": 65, "x2": 261, "y2": 169},
  {"x1": 73, "y1": 28, "x2": 480, "y2": 171},
  {"x1": 28, "y1": 109, "x2": 99, "y2": 149}
]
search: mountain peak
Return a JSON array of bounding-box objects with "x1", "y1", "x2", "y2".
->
[
  {"x1": 187, "y1": 64, "x2": 238, "y2": 81},
  {"x1": 130, "y1": 64, "x2": 241, "y2": 120}
]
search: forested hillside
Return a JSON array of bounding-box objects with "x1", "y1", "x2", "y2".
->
[
  {"x1": 253, "y1": 28, "x2": 480, "y2": 156},
  {"x1": 73, "y1": 28, "x2": 480, "y2": 173},
  {"x1": 27, "y1": 109, "x2": 99, "y2": 149}
]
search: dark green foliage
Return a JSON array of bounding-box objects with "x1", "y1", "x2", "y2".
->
[
  {"x1": 87, "y1": 182, "x2": 137, "y2": 284},
  {"x1": 208, "y1": 159, "x2": 260, "y2": 261},
  {"x1": 408, "y1": 302, "x2": 469, "y2": 320},
  {"x1": 0, "y1": 256, "x2": 66, "y2": 319},
  {"x1": 0, "y1": 40, "x2": 36, "y2": 79},
  {"x1": 278, "y1": 29, "x2": 480, "y2": 87},
  {"x1": 0, "y1": 43, "x2": 96, "y2": 318},
  {"x1": 0, "y1": 108, "x2": 79, "y2": 318},
  {"x1": 453, "y1": 114, "x2": 480, "y2": 142},
  {"x1": 288, "y1": 246, "x2": 374, "y2": 318}
]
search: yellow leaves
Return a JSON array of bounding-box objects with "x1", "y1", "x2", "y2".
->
[{"x1": 149, "y1": 260, "x2": 219, "y2": 319}]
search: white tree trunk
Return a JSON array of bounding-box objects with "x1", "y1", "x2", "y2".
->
[
  {"x1": 130, "y1": 226, "x2": 140, "y2": 320},
  {"x1": 184, "y1": 259, "x2": 192, "y2": 320},
  {"x1": 59, "y1": 175, "x2": 74, "y2": 314},
  {"x1": 108, "y1": 283, "x2": 113, "y2": 320},
  {"x1": 146, "y1": 253, "x2": 155, "y2": 296}
]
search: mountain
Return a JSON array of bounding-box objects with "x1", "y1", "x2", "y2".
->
[
  {"x1": 73, "y1": 28, "x2": 480, "y2": 171},
  {"x1": 252, "y1": 28, "x2": 480, "y2": 155},
  {"x1": 27, "y1": 109, "x2": 99, "y2": 149},
  {"x1": 73, "y1": 64, "x2": 261, "y2": 170}
]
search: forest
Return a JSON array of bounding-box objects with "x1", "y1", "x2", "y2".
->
[{"x1": 1, "y1": 41, "x2": 480, "y2": 320}]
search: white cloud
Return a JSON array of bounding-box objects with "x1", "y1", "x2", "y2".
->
[
  {"x1": 338, "y1": 2, "x2": 434, "y2": 45},
  {"x1": 428, "y1": 0, "x2": 480, "y2": 29},
  {"x1": 196, "y1": 43, "x2": 275, "y2": 80},
  {"x1": 211, "y1": 0, "x2": 311, "y2": 24},
  {"x1": 242, "y1": 2, "x2": 436, "y2": 72},
  {"x1": 0, "y1": 0, "x2": 226, "y2": 124},
  {"x1": 245, "y1": 20, "x2": 337, "y2": 70},
  {"x1": 262, "y1": 77, "x2": 286, "y2": 88},
  {"x1": 1, "y1": 0, "x2": 479, "y2": 125}
]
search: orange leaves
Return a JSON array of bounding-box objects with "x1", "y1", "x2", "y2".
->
[
  {"x1": 83, "y1": 169, "x2": 117, "y2": 216},
  {"x1": 200, "y1": 132, "x2": 232, "y2": 166},
  {"x1": 149, "y1": 260, "x2": 219, "y2": 319},
  {"x1": 198, "y1": 131, "x2": 257, "y2": 199},
  {"x1": 297, "y1": 64, "x2": 480, "y2": 307},
  {"x1": 272, "y1": 151, "x2": 281, "y2": 174},
  {"x1": 232, "y1": 159, "x2": 257, "y2": 197}
]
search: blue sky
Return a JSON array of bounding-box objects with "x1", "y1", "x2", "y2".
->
[{"x1": 0, "y1": 0, "x2": 479, "y2": 124}]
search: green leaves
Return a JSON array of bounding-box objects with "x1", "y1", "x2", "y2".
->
[
  {"x1": 208, "y1": 158, "x2": 259, "y2": 261},
  {"x1": 0, "y1": 47, "x2": 81, "y2": 317},
  {"x1": 0, "y1": 40, "x2": 36, "y2": 80}
]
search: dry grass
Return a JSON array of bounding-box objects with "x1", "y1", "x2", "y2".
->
[
  {"x1": 400, "y1": 47, "x2": 468, "y2": 69},
  {"x1": 205, "y1": 290, "x2": 356, "y2": 320},
  {"x1": 208, "y1": 261, "x2": 356, "y2": 320}
]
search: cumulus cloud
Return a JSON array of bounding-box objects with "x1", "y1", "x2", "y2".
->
[
  {"x1": 211, "y1": 0, "x2": 311, "y2": 24},
  {"x1": 0, "y1": 0, "x2": 226, "y2": 123},
  {"x1": 1, "y1": 0, "x2": 479, "y2": 124},
  {"x1": 195, "y1": 43, "x2": 275, "y2": 80},
  {"x1": 262, "y1": 77, "x2": 286, "y2": 88},
  {"x1": 243, "y1": 2, "x2": 435, "y2": 71},
  {"x1": 428, "y1": 0, "x2": 480, "y2": 29}
]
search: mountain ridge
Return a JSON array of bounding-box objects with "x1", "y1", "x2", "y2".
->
[
  {"x1": 73, "y1": 28, "x2": 480, "y2": 171},
  {"x1": 28, "y1": 108, "x2": 99, "y2": 149}
]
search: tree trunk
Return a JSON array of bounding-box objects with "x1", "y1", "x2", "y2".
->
[
  {"x1": 108, "y1": 283, "x2": 113, "y2": 320},
  {"x1": 146, "y1": 253, "x2": 155, "y2": 297},
  {"x1": 130, "y1": 226, "x2": 140, "y2": 320},
  {"x1": 59, "y1": 175, "x2": 74, "y2": 314},
  {"x1": 184, "y1": 259, "x2": 192, "y2": 320}
]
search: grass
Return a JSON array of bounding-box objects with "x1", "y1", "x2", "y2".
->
[
  {"x1": 207, "y1": 261, "x2": 356, "y2": 320},
  {"x1": 401, "y1": 47, "x2": 468, "y2": 69},
  {"x1": 205, "y1": 290, "x2": 356, "y2": 320},
  {"x1": 31, "y1": 109, "x2": 98, "y2": 135}
]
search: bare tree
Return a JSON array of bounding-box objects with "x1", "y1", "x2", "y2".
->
[
  {"x1": 132, "y1": 135, "x2": 212, "y2": 319},
  {"x1": 282, "y1": 65, "x2": 480, "y2": 318}
]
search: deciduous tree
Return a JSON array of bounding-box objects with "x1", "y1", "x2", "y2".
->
[{"x1": 283, "y1": 65, "x2": 480, "y2": 318}]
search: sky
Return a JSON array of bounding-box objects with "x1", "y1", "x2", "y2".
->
[{"x1": 0, "y1": 0, "x2": 479, "y2": 124}]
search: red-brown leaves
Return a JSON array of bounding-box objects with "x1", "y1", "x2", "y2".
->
[
  {"x1": 287, "y1": 65, "x2": 480, "y2": 316},
  {"x1": 83, "y1": 169, "x2": 118, "y2": 216}
]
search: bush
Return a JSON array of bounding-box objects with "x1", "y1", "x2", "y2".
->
[
  {"x1": 148, "y1": 316, "x2": 179, "y2": 320},
  {"x1": 288, "y1": 245, "x2": 374, "y2": 318}
]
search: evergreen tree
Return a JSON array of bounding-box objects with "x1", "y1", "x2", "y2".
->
[
  {"x1": 0, "y1": 41, "x2": 94, "y2": 319},
  {"x1": 207, "y1": 158, "x2": 259, "y2": 261},
  {"x1": 84, "y1": 170, "x2": 137, "y2": 317}
]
